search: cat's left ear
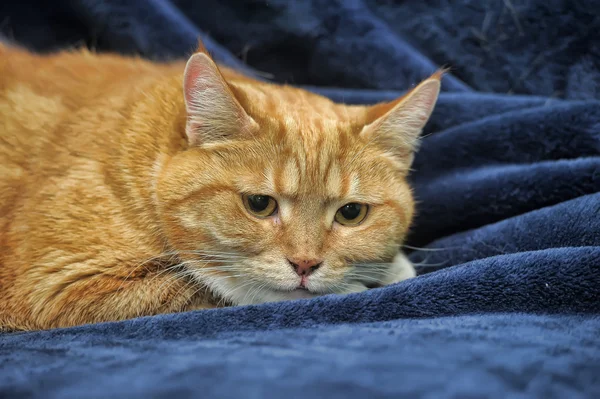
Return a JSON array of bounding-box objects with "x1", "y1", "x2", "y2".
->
[
  {"x1": 360, "y1": 71, "x2": 442, "y2": 166},
  {"x1": 183, "y1": 51, "x2": 258, "y2": 146}
]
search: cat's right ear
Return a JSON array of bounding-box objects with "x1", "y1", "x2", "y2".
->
[
  {"x1": 183, "y1": 52, "x2": 258, "y2": 146},
  {"x1": 360, "y1": 71, "x2": 442, "y2": 167}
]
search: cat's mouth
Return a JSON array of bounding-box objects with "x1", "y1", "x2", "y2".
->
[
  {"x1": 276, "y1": 281, "x2": 381, "y2": 295},
  {"x1": 269, "y1": 283, "x2": 324, "y2": 297}
]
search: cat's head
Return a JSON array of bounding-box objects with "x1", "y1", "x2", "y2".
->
[{"x1": 157, "y1": 47, "x2": 441, "y2": 305}]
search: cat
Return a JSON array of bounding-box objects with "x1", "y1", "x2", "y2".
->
[{"x1": 0, "y1": 40, "x2": 441, "y2": 331}]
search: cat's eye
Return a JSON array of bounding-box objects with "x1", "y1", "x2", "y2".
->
[
  {"x1": 242, "y1": 194, "x2": 278, "y2": 218},
  {"x1": 335, "y1": 203, "x2": 369, "y2": 226}
]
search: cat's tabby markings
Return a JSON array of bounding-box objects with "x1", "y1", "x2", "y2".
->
[{"x1": 0, "y1": 41, "x2": 441, "y2": 330}]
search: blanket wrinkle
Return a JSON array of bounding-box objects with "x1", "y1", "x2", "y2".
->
[{"x1": 1, "y1": 0, "x2": 599, "y2": 398}]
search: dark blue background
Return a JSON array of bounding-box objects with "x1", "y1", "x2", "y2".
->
[{"x1": 1, "y1": 1, "x2": 599, "y2": 397}]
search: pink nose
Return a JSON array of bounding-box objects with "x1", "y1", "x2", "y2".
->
[{"x1": 288, "y1": 258, "x2": 322, "y2": 276}]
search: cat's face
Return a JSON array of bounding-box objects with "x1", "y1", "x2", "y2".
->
[{"x1": 157, "y1": 50, "x2": 440, "y2": 305}]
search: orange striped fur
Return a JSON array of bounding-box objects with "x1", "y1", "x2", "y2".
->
[{"x1": 0, "y1": 42, "x2": 442, "y2": 330}]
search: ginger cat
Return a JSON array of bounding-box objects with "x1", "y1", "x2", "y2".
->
[{"x1": 0, "y1": 41, "x2": 441, "y2": 331}]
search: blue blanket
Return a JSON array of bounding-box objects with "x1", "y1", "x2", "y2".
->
[{"x1": 1, "y1": 1, "x2": 600, "y2": 397}]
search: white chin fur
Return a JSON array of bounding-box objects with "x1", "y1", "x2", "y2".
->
[
  {"x1": 195, "y1": 251, "x2": 416, "y2": 306},
  {"x1": 198, "y1": 274, "x2": 320, "y2": 306}
]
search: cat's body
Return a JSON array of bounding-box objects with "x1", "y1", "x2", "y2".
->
[{"x1": 0, "y1": 42, "x2": 440, "y2": 330}]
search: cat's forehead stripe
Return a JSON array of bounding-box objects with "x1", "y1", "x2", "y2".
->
[
  {"x1": 262, "y1": 150, "x2": 354, "y2": 200},
  {"x1": 325, "y1": 162, "x2": 342, "y2": 198},
  {"x1": 349, "y1": 173, "x2": 361, "y2": 197},
  {"x1": 263, "y1": 166, "x2": 276, "y2": 193},
  {"x1": 282, "y1": 158, "x2": 300, "y2": 195}
]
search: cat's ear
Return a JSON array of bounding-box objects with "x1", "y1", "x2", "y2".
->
[
  {"x1": 183, "y1": 51, "x2": 258, "y2": 146},
  {"x1": 360, "y1": 71, "x2": 442, "y2": 166}
]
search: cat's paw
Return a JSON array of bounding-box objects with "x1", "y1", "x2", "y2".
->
[{"x1": 381, "y1": 251, "x2": 416, "y2": 285}]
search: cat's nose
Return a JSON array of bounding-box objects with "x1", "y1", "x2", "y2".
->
[{"x1": 288, "y1": 258, "x2": 322, "y2": 276}]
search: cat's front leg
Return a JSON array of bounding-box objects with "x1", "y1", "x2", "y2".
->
[{"x1": 0, "y1": 269, "x2": 217, "y2": 331}]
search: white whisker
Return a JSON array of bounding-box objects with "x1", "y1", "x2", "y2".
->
[{"x1": 403, "y1": 244, "x2": 453, "y2": 252}]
